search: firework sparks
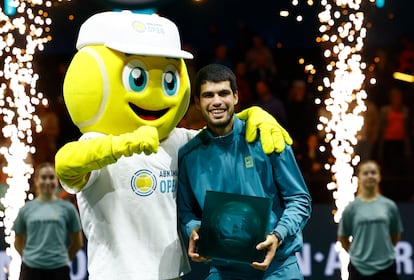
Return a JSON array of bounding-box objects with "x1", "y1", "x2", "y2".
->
[
  {"x1": 281, "y1": 0, "x2": 378, "y2": 278},
  {"x1": 0, "y1": 0, "x2": 65, "y2": 278},
  {"x1": 317, "y1": 0, "x2": 379, "y2": 279}
]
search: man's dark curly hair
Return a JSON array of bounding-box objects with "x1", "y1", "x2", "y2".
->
[{"x1": 194, "y1": 63, "x2": 238, "y2": 98}]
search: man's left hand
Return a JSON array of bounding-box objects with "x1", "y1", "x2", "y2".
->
[{"x1": 251, "y1": 233, "x2": 280, "y2": 271}]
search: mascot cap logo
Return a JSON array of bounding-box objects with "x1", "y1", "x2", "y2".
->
[{"x1": 76, "y1": 10, "x2": 193, "y2": 59}]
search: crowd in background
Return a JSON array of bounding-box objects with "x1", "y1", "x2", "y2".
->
[
  {"x1": 175, "y1": 26, "x2": 414, "y2": 204},
  {"x1": 2, "y1": 23, "x2": 414, "y2": 205}
]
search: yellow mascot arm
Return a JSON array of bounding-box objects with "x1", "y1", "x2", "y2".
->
[
  {"x1": 237, "y1": 106, "x2": 292, "y2": 154},
  {"x1": 55, "y1": 126, "x2": 159, "y2": 193}
]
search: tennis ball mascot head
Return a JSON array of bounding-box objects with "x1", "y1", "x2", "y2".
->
[
  {"x1": 56, "y1": 11, "x2": 194, "y2": 192},
  {"x1": 64, "y1": 10, "x2": 193, "y2": 142}
]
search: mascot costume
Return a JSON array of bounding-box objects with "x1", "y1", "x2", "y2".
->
[{"x1": 55, "y1": 10, "x2": 292, "y2": 280}]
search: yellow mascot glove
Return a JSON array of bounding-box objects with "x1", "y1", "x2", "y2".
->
[
  {"x1": 237, "y1": 106, "x2": 293, "y2": 154},
  {"x1": 55, "y1": 126, "x2": 159, "y2": 192},
  {"x1": 111, "y1": 126, "x2": 159, "y2": 157}
]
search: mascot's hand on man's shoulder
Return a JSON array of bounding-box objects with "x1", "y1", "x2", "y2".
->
[
  {"x1": 237, "y1": 106, "x2": 293, "y2": 154},
  {"x1": 55, "y1": 125, "x2": 159, "y2": 192}
]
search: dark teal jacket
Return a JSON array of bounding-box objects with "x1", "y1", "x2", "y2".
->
[{"x1": 177, "y1": 116, "x2": 312, "y2": 262}]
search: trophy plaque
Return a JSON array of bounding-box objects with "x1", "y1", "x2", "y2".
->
[{"x1": 197, "y1": 191, "x2": 272, "y2": 264}]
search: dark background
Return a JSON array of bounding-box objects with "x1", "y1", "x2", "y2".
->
[
  {"x1": 30, "y1": 0, "x2": 414, "y2": 203},
  {"x1": 38, "y1": 0, "x2": 414, "y2": 117},
  {"x1": 43, "y1": 0, "x2": 414, "y2": 53}
]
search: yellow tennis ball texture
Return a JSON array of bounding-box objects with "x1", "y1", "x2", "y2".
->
[
  {"x1": 136, "y1": 173, "x2": 152, "y2": 192},
  {"x1": 63, "y1": 45, "x2": 191, "y2": 140}
]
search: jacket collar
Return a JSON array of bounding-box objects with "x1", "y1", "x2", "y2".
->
[{"x1": 199, "y1": 116, "x2": 244, "y2": 145}]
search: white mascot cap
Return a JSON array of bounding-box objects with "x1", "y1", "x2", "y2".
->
[{"x1": 76, "y1": 10, "x2": 193, "y2": 59}]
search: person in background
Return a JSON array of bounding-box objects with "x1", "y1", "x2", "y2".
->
[
  {"x1": 211, "y1": 44, "x2": 233, "y2": 69},
  {"x1": 338, "y1": 160, "x2": 403, "y2": 280},
  {"x1": 177, "y1": 64, "x2": 312, "y2": 280},
  {"x1": 245, "y1": 34, "x2": 278, "y2": 90},
  {"x1": 377, "y1": 87, "x2": 411, "y2": 176},
  {"x1": 397, "y1": 36, "x2": 414, "y2": 74},
  {"x1": 245, "y1": 34, "x2": 277, "y2": 76},
  {"x1": 296, "y1": 133, "x2": 332, "y2": 203},
  {"x1": 234, "y1": 61, "x2": 254, "y2": 111},
  {"x1": 13, "y1": 162, "x2": 83, "y2": 280},
  {"x1": 32, "y1": 103, "x2": 60, "y2": 166},
  {"x1": 285, "y1": 79, "x2": 318, "y2": 153},
  {"x1": 254, "y1": 79, "x2": 287, "y2": 125},
  {"x1": 353, "y1": 98, "x2": 380, "y2": 162}
]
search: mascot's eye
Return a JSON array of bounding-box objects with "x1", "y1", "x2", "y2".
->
[
  {"x1": 122, "y1": 60, "x2": 148, "y2": 92},
  {"x1": 162, "y1": 66, "x2": 180, "y2": 96},
  {"x1": 129, "y1": 67, "x2": 147, "y2": 91}
]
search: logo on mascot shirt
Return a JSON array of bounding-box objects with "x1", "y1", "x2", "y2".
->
[{"x1": 130, "y1": 169, "x2": 157, "y2": 196}]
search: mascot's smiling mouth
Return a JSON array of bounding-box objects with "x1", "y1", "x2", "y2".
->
[{"x1": 129, "y1": 102, "x2": 169, "y2": 121}]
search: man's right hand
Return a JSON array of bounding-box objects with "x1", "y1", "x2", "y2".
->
[{"x1": 188, "y1": 227, "x2": 210, "y2": 262}]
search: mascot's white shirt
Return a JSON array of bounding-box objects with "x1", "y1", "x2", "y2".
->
[{"x1": 75, "y1": 127, "x2": 197, "y2": 280}]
